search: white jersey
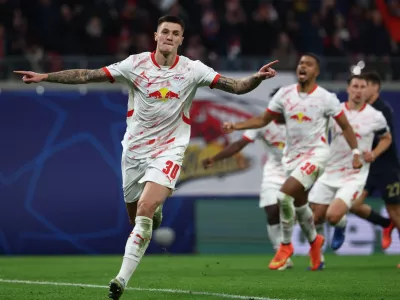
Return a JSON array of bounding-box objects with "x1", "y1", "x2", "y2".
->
[
  {"x1": 243, "y1": 121, "x2": 286, "y2": 186},
  {"x1": 319, "y1": 102, "x2": 389, "y2": 187},
  {"x1": 103, "y1": 52, "x2": 220, "y2": 159},
  {"x1": 267, "y1": 84, "x2": 343, "y2": 170}
]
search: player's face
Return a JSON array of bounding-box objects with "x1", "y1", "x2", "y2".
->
[
  {"x1": 347, "y1": 78, "x2": 367, "y2": 104},
  {"x1": 155, "y1": 22, "x2": 184, "y2": 54},
  {"x1": 365, "y1": 81, "x2": 379, "y2": 103},
  {"x1": 296, "y1": 56, "x2": 319, "y2": 84}
]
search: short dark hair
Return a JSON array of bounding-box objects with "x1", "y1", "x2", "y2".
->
[
  {"x1": 302, "y1": 52, "x2": 321, "y2": 68},
  {"x1": 158, "y1": 15, "x2": 185, "y2": 32},
  {"x1": 363, "y1": 71, "x2": 381, "y2": 87},
  {"x1": 347, "y1": 74, "x2": 367, "y2": 85}
]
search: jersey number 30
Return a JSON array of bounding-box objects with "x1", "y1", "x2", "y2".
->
[{"x1": 162, "y1": 160, "x2": 180, "y2": 180}]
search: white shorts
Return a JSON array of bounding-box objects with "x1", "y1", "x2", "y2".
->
[
  {"x1": 309, "y1": 181, "x2": 364, "y2": 208},
  {"x1": 286, "y1": 157, "x2": 327, "y2": 191},
  {"x1": 259, "y1": 183, "x2": 281, "y2": 208},
  {"x1": 121, "y1": 153, "x2": 183, "y2": 203}
]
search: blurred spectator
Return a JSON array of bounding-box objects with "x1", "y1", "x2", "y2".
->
[{"x1": 271, "y1": 32, "x2": 298, "y2": 70}]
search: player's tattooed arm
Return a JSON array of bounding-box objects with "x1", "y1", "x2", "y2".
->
[
  {"x1": 46, "y1": 69, "x2": 109, "y2": 84},
  {"x1": 214, "y1": 75, "x2": 262, "y2": 95},
  {"x1": 14, "y1": 69, "x2": 110, "y2": 84}
]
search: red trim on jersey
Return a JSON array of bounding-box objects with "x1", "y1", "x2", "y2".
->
[
  {"x1": 150, "y1": 51, "x2": 180, "y2": 69},
  {"x1": 334, "y1": 110, "x2": 344, "y2": 119},
  {"x1": 169, "y1": 55, "x2": 180, "y2": 69},
  {"x1": 345, "y1": 102, "x2": 367, "y2": 112},
  {"x1": 102, "y1": 67, "x2": 115, "y2": 83},
  {"x1": 209, "y1": 74, "x2": 221, "y2": 89},
  {"x1": 297, "y1": 84, "x2": 318, "y2": 94},
  {"x1": 127, "y1": 109, "x2": 134, "y2": 117},
  {"x1": 242, "y1": 135, "x2": 254, "y2": 143},
  {"x1": 321, "y1": 136, "x2": 327, "y2": 143},
  {"x1": 267, "y1": 108, "x2": 281, "y2": 115},
  {"x1": 182, "y1": 114, "x2": 191, "y2": 125}
]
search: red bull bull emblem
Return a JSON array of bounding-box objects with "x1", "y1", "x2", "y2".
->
[
  {"x1": 271, "y1": 142, "x2": 285, "y2": 149},
  {"x1": 147, "y1": 87, "x2": 180, "y2": 101},
  {"x1": 289, "y1": 112, "x2": 312, "y2": 123}
]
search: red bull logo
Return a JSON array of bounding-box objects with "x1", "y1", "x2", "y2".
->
[
  {"x1": 271, "y1": 142, "x2": 285, "y2": 149},
  {"x1": 147, "y1": 87, "x2": 180, "y2": 101},
  {"x1": 289, "y1": 112, "x2": 312, "y2": 123}
]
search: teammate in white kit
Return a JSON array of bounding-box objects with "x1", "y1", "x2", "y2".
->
[
  {"x1": 202, "y1": 88, "x2": 293, "y2": 269},
  {"x1": 14, "y1": 16, "x2": 279, "y2": 299},
  {"x1": 309, "y1": 75, "x2": 392, "y2": 251},
  {"x1": 223, "y1": 53, "x2": 362, "y2": 271}
]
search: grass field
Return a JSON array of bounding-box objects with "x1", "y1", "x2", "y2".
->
[{"x1": 0, "y1": 254, "x2": 398, "y2": 300}]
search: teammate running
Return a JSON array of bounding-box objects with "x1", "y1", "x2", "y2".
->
[
  {"x1": 309, "y1": 75, "x2": 391, "y2": 256},
  {"x1": 222, "y1": 53, "x2": 362, "y2": 271}
]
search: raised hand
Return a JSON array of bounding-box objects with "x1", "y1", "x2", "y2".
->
[
  {"x1": 256, "y1": 60, "x2": 279, "y2": 80},
  {"x1": 14, "y1": 71, "x2": 47, "y2": 84}
]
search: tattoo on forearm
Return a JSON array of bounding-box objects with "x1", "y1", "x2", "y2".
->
[
  {"x1": 46, "y1": 69, "x2": 107, "y2": 84},
  {"x1": 215, "y1": 75, "x2": 262, "y2": 95}
]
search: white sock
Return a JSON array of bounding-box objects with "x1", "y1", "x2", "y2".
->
[
  {"x1": 295, "y1": 204, "x2": 317, "y2": 243},
  {"x1": 278, "y1": 192, "x2": 295, "y2": 244},
  {"x1": 116, "y1": 216, "x2": 153, "y2": 286},
  {"x1": 335, "y1": 215, "x2": 347, "y2": 228},
  {"x1": 315, "y1": 223, "x2": 325, "y2": 237},
  {"x1": 267, "y1": 224, "x2": 281, "y2": 250}
]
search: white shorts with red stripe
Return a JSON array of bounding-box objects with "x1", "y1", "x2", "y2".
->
[
  {"x1": 309, "y1": 180, "x2": 364, "y2": 209},
  {"x1": 284, "y1": 150, "x2": 330, "y2": 191},
  {"x1": 121, "y1": 152, "x2": 183, "y2": 203}
]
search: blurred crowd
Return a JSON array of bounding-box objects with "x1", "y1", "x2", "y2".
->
[{"x1": 2, "y1": 0, "x2": 400, "y2": 79}]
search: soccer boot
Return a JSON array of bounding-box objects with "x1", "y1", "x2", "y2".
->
[
  {"x1": 153, "y1": 204, "x2": 163, "y2": 230},
  {"x1": 331, "y1": 226, "x2": 346, "y2": 250},
  {"x1": 269, "y1": 243, "x2": 294, "y2": 270},
  {"x1": 382, "y1": 221, "x2": 395, "y2": 250},
  {"x1": 307, "y1": 253, "x2": 325, "y2": 271},
  {"x1": 108, "y1": 278, "x2": 125, "y2": 300},
  {"x1": 309, "y1": 234, "x2": 325, "y2": 271}
]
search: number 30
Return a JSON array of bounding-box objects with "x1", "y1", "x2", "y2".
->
[{"x1": 162, "y1": 160, "x2": 180, "y2": 179}]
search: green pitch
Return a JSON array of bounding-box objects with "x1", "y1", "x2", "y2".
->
[{"x1": 0, "y1": 254, "x2": 398, "y2": 300}]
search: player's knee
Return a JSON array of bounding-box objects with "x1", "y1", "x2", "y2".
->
[
  {"x1": 137, "y1": 198, "x2": 159, "y2": 218},
  {"x1": 326, "y1": 211, "x2": 342, "y2": 226},
  {"x1": 265, "y1": 204, "x2": 280, "y2": 225}
]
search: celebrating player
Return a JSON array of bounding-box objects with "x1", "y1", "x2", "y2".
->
[
  {"x1": 309, "y1": 75, "x2": 391, "y2": 256},
  {"x1": 222, "y1": 53, "x2": 362, "y2": 271},
  {"x1": 202, "y1": 88, "x2": 293, "y2": 269},
  {"x1": 331, "y1": 72, "x2": 400, "y2": 257},
  {"x1": 14, "y1": 16, "x2": 279, "y2": 299}
]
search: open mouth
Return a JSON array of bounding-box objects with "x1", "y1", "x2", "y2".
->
[{"x1": 299, "y1": 70, "x2": 307, "y2": 78}]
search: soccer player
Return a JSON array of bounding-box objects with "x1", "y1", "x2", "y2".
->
[
  {"x1": 309, "y1": 75, "x2": 391, "y2": 255},
  {"x1": 331, "y1": 72, "x2": 400, "y2": 253},
  {"x1": 14, "y1": 16, "x2": 279, "y2": 299},
  {"x1": 222, "y1": 53, "x2": 362, "y2": 271},
  {"x1": 202, "y1": 88, "x2": 293, "y2": 269}
]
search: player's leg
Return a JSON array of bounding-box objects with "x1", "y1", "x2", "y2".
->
[
  {"x1": 309, "y1": 181, "x2": 335, "y2": 269},
  {"x1": 261, "y1": 186, "x2": 294, "y2": 269},
  {"x1": 381, "y1": 177, "x2": 400, "y2": 252},
  {"x1": 269, "y1": 160, "x2": 324, "y2": 271},
  {"x1": 327, "y1": 185, "x2": 363, "y2": 251}
]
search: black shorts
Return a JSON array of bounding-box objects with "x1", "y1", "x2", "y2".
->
[{"x1": 365, "y1": 171, "x2": 400, "y2": 205}]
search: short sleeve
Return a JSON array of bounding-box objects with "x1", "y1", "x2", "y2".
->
[
  {"x1": 325, "y1": 93, "x2": 343, "y2": 118},
  {"x1": 242, "y1": 128, "x2": 261, "y2": 142},
  {"x1": 267, "y1": 87, "x2": 285, "y2": 114},
  {"x1": 102, "y1": 55, "x2": 134, "y2": 84},
  {"x1": 373, "y1": 111, "x2": 390, "y2": 136},
  {"x1": 194, "y1": 60, "x2": 220, "y2": 88}
]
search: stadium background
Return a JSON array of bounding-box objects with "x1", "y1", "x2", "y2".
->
[{"x1": 1, "y1": 0, "x2": 400, "y2": 257}]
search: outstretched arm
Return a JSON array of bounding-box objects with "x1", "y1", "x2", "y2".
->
[
  {"x1": 213, "y1": 60, "x2": 279, "y2": 95},
  {"x1": 223, "y1": 110, "x2": 278, "y2": 133},
  {"x1": 14, "y1": 69, "x2": 110, "y2": 84},
  {"x1": 203, "y1": 138, "x2": 250, "y2": 169}
]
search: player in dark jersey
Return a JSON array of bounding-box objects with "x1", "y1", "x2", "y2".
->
[{"x1": 332, "y1": 72, "x2": 400, "y2": 259}]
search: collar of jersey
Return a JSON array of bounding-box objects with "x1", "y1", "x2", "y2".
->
[
  {"x1": 345, "y1": 102, "x2": 367, "y2": 112},
  {"x1": 150, "y1": 51, "x2": 180, "y2": 70},
  {"x1": 296, "y1": 83, "x2": 318, "y2": 95}
]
